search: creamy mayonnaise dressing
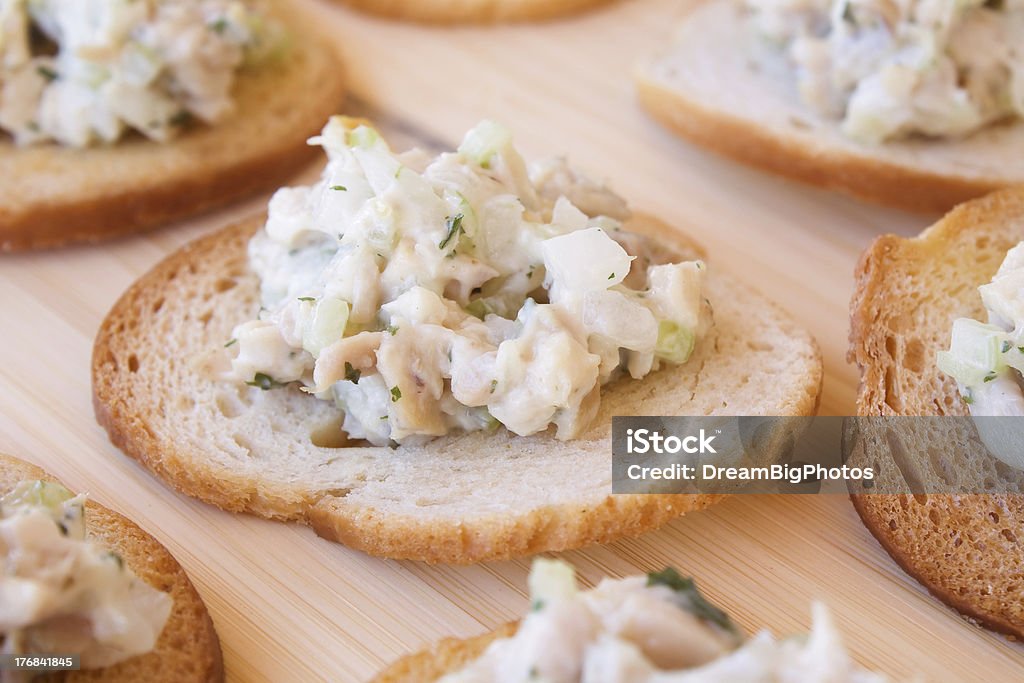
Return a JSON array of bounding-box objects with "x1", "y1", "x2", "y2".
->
[
  {"x1": 0, "y1": 480, "x2": 172, "y2": 670},
  {"x1": 0, "y1": 0, "x2": 272, "y2": 146},
  {"x1": 441, "y1": 559, "x2": 893, "y2": 683},
  {"x1": 746, "y1": 0, "x2": 1024, "y2": 143},
  {"x1": 227, "y1": 118, "x2": 712, "y2": 446}
]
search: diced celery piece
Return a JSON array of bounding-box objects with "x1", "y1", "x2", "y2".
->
[
  {"x1": 528, "y1": 558, "x2": 578, "y2": 610},
  {"x1": 303, "y1": 297, "x2": 350, "y2": 358},
  {"x1": 936, "y1": 318, "x2": 1006, "y2": 386},
  {"x1": 457, "y1": 120, "x2": 512, "y2": 169},
  {"x1": 655, "y1": 320, "x2": 696, "y2": 364},
  {"x1": 1, "y1": 480, "x2": 73, "y2": 514}
]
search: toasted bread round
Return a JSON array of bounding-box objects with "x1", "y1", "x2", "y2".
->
[
  {"x1": 0, "y1": 453, "x2": 222, "y2": 682},
  {"x1": 373, "y1": 622, "x2": 516, "y2": 683},
  {"x1": 328, "y1": 0, "x2": 613, "y2": 23},
  {"x1": 0, "y1": 10, "x2": 345, "y2": 252},
  {"x1": 849, "y1": 187, "x2": 1024, "y2": 638},
  {"x1": 91, "y1": 214, "x2": 821, "y2": 564},
  {"x1": 635, "y1": 1, "x2": 1024, "y2": 213}
]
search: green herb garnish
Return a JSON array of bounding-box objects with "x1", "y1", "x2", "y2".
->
[
  {"x1": 209, "y1": 18, "x2": 229, "y2": 33},
  {"x1": 36, "y1": 65, "x2": 58, "y2": 81},
  {"x1": 438, "y1": 213, "x2": 465, "y2": 250},
  {"x1": 984, "y1": 372, "x2": 998, "y2": 383},
  {"x1": 297, "y1": 296, "x2": 316, "y2": 302},
  {"x1": 1002, "y1": 341, "x2": 1012, "y2": 354},
  {"x1": 246, "y1": 373, "x2": 283, "y2": 391},
  {"x1": 224, "y1": 338, "x2": 237, "y2": 348},
  {"x1": 330, "y1": 185, "x2": 347, "y2": 191},
  {"x1": 530, "y1": 599, "x2": 544, "y2": 612},
  {"x1": 608, "y1": 272, "x2": 615, "y2": 280},
  {"x1": 490, "y1": 379, "x2": 498, "y2": 394},
  {"x1": 168, "y1": 110, "x2": 193, "y2": 127},
  {"x1": 390, "y1": 386, "x2": 402, "y2": 402},
  {"x1": 647, "y1": 568, "x2": 739, "y2": 636},
  {"x1": 387, "y1": 324, "x2": 399, "y2": 336},
  {"x1": 344, "y1": 362, "x2": 361, "y2": 384}
]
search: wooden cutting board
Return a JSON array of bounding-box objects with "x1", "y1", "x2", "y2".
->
[{"x1": 1, "y1": 0, "x2": 1021, "y2": 680}]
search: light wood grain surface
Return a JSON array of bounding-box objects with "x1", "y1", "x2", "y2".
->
[{"x1": 1, "y1": 0, "x2": 1022, "y2": 680}]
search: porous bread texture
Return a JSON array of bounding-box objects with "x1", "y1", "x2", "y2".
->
[
  {"x1": 372, "y1": 622, "x2": 517, "y2": 683},
  {"x1": 849, "y1": 187, "x2": 1024, "y2": 638},
  {"x1": 843, "y1": 416, "x2": 1024, "y2": 496},
  {"x1": 328, "y1": 0, "x2": 613, "y2": 23},
  {"x1": 0, "y1": 8, "x2": 346, "y2": 252},
  {"x1": 0, "y1": 453, "x2": 223, "y2": 682},
  {"x1": 92, "y1": 214, "x2": 821, "y2": 564},
  {"x1": 635, "y1": 0, "x2": 1024, "y2": 213}
]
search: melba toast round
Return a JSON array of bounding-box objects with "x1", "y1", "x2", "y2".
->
[
  {"x1": 0, "y1": 1, "x2": 345, "y2": 251},
  {"x1": 849, "y1": 187, "x2": 1024, "y2": 638},
  {"x1": 637, "y1": 1, "x2": 1024, "y2": 213},
  {"x1": 0, "y1": 453, "x2": 222, "y2": 682},
  {"x1": 92, "y1": 119, "x2": 821, "y2": 564}
]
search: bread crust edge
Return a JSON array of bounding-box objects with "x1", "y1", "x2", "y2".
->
[
  {"x1": 329, "y1": 0, "x2": 614, "y2": 24},
  {"x1": 635, "y1": 76, "x2": 1004, "y2": 214}
]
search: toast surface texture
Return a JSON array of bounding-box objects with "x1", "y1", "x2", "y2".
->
[
  {"x1": 0, "y1": 10, "x2": 345, "y2": 252},
  {"x1": 329, "y1": 0, "x2": 612, "y2": 23},
  {"x1": 92, "y1": 214, "x2": 821, "y2": 564},
  {"x1": 636, "y1": 0, "x2": 1024, "y2": 213},
  {"x1": 0, "y1": 453, "x2": 223, "y2": 682},
  {"x1": 849, "y1": 188, "x2": 1024, "y2": 637}
]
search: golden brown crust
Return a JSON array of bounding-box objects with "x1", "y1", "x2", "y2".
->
[
  {"x1": 848, "y1": 187, "x2": 1024, "y2": 638},
  {"x1": 636, "y1": 77, "x2": 1003, "y2": 214},
  {"x1": 328, "y1": 0, "x2": 614, "y2": 23},
  {"x1": 309, "y1": 490, "x2": 726, "y2": 565},
  {"x1": 92, "y1": 211, "x2": 819, "y2": 564},
  {"x1": 0, "y1": 453, "x2": 223, "y2": 682},
  {"x1": 372, "y1": 623, "x2": 517, "y2": 683},
  {"x1": 0, "y1": 10, "x2": 345, "y2": 252}
]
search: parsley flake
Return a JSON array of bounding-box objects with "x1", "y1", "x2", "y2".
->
[
  {"x1": 344, "y1": 362, "x2": 361, "y2": 384},
  {"x1": 438, "y1": 213, "x2": 465, "y2": 250},
  {"x1": 246, "y1": 373, "x2": 283, "y2": 391},
  {"x1": 36, "y1": 65, "x2": 58, "y2": 81},
  {"x1": 647, "y1": 568, "x2": 738, "y2": 636},
  {"x1": 169, "y1": 110, "x2": 193, "y2": 127}
]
